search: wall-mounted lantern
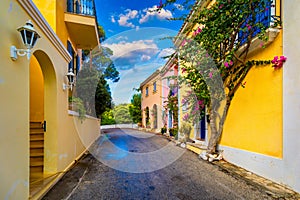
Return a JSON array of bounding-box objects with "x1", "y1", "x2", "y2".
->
[
  {"x1": 10, "y1": 20, "x2": 40, "y2": 61},
  {"x1": 63, "y1": 69, "x2": 75, "y2": 91}
]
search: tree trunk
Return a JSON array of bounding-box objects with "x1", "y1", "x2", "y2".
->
[{"x1": 206, "y1": 97, "x2": 230, "y2": 154}]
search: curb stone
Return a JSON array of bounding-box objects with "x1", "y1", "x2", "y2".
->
[{"x1": 211, "y1": 160, "x2": 300, "y2": 200}]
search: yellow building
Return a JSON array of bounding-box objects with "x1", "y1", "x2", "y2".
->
[
  {"x1": 0, "y1": 0, "x2": 100, "y2": 199},
  {"x1": 175, "y1": 0, "x2": 300, "y2": 193},
  {"x1": 140, "y1": 69, "x2": 163, "y2": 132}
]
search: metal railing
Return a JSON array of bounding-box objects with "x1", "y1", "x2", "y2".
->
[
  {"x1": 238, "y1": 1, "x2": 274, "y2": 45},
  {"x1": 67, "y1": 0, "x2": 95, "y2": 16}
]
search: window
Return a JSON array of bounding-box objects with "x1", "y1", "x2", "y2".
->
[
  {"x1": 146, "y1": 87, "x2": 149, "y2": 96},
  {"x1": 67, "y1": 41, "x2": 80, "y2": 75},
  {"x1": 153, "y1": 82, "x2": 157, "y2": 92},
  {"x1": 238, "y1": 0, "x2": 273, "y2": 45},
  {"x1": 67, "y1": 41, "x2": 75, "y2": 73}
]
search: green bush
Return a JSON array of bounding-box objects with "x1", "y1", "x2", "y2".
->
[
  {"x1": 169, "y1": 127, "x2": 178, "y2": 137},
  {"x1": 161, "y1": 127, "x2": 167, "y2": 134}
]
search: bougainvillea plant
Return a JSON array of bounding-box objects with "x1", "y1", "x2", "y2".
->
[{"x1": 160, "y1": 0, "x2": 284, "y2": 155}]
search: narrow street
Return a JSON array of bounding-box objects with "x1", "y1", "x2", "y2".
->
[{"x1": 43, "y1": 128, "x2": 273, "y2": 200}]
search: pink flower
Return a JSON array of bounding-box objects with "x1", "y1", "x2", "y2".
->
[
  {"x1": 181, "y1": 39, "x2": 187, "y2": 47},
  {"x1": 272, "y1": 55, "x2": 287, "y2": 69},
  {"x1": 183, "y1": 114, "x2": 189, "y2": 121},
  {"x1": 224, "y1": 62, "x2": 229, "y2": 68},
  {"x1": 209, "y1": 72, "x2": 213, "y2": 78},
  {"x1": 280, "y1": 56, "x2": 287, "y2": 62},
  {"x1": 271, "y1": 56, "x2": 278, "y2": 64},
  {"x1": 229, "y1": 60, "x2": 233, "y2": 66},
  {"x1": 246, "y1": 24, "x2": 251, "y2": 31},
  {"x1": 198, "y1": 100, "x2": 204, "y2": 108},
  {"x1": 193, "y1": 27, "x2": 202, "y2": 36},
  {"x1": 260, "y1": 42, "x2": 264, "y2": 48},
  {"x1": 158, "y1": 0, "x2": 163, "y2": 9},
  {"x1": 219, "y1": 4, "x2": 224, "y2": 9}
]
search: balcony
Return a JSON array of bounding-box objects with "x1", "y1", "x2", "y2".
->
[{"x1": 65, "y1": 0, "x2": 99, "y2": 49}]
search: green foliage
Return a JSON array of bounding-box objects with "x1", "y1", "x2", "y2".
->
[
  {"x1": 88, "y1": 46, "x2": 120, "y2": 82},
  {"x1": 101, "y1": 109, "x2": 116, "y2": 125},
  {"x1": 113, "y1": 104, "x2": 133, "y2": 124},
  {"x1": 169, "y1": 127, "x2": 178, "y2": 137},
  {"x1": 166, "y1": 90, "x2": 178, "y2": 128},
  {"x1": 161, "y1": 0, "x2": 282, "y2": 153},
  {"x1": 76, "y1": 67, "x2": 99, "y2": 116},
  {"x1": 129, "y1": 93, "x2": 142, "y2": 123},
  {"x1": 98, "y1": 25, "x2": 106, "y2": 42},
  {"x1": 161, "y1": 127, "x2": 167, "y2": 134},
  {"x1": 77, "y1": 45, "x2": 120, "y2": 118},
  {"x1": 69, "y1": 97, "x2": 86, "y2": 122},
  {"x1": 95, "y1": 75, "x2": 112, "y2": 118}
]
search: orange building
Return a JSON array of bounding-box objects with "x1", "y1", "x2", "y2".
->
[{"x1": 140, "y1": 69, "x2": 163, "y2": 132}]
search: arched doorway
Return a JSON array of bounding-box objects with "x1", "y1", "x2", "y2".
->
[
  {"x1": 152, "y1": 104, "x2": 158, "y2": 129},
  {"x1": 29, "y1": 55, "x2": 44, "y2": 180},
  {"x1": 29, "y1": 50, "x2": 57, "y2": 184},
  {"x1": 145, "y1": 107, "x2": 150, "y2": 128}
]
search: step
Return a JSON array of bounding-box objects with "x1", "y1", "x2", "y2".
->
[
  {"x1": 30, "y1": 157, "x2": 43, "y2": 163},
  {"x1": 30, "y1": 161, "x2": 43, "y2": 167},
  {"x1": 30, "y1": 152, "x2": 44, "y2": 157},
  {"x1": 30, "y1": 136, "x2": 44, "y2": 141},
  {"x1": 30, "y1": 172, "x2": 43, "y2": 179},
  {"x1": 30, "y1": 148, "x2": 44, "y2": 154},
  {"x1": 30, "y1": 144, "x2": 44, "y2": 149},
  {"x1": 30, "y1": 122, "x2": 43, "y2": 129},
  {"x1": 30, "y1": 128, "x2": 44, "y2": 134},
  {"x1": 30, "y1": 166, "x2": 43, "y2": 173}
]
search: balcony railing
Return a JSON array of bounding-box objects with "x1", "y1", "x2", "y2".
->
[
  {"x1": 67, "y1": 0, "x2": 95, "y2": 16},
  {"x1": 238, "y1": 0, "x2": 275, "y2": 45}
]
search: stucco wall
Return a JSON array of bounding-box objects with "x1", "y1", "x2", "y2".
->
[
  {"x1": 0, "y1": 1, "x2": 100, "y2": 199},
  {"x1": 220, "y1": 31, "x2": 283, "y2": 158},
  {"x1": 218, "y1": 0, "x2": 300, "y2": 193}
]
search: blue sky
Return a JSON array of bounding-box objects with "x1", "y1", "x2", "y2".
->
[{"x1": 94, "y1": 0, "x2": 188, "y2": 104}]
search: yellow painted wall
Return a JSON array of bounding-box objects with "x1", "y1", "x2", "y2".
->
[
  {"x1": 32, "y1": 0, "x2": 56, "y2": 32},
  {"x1": 220, "y1": 31, "x2": 283, "y2": 158},
  {"x1": 0, "y1": 1, "x2": 32, "y2": 199},
  {"x1": 56, "y1": 0, "x2": 70, "y2": 47},
  {"x1": 30, "y1": 56, "x2": 44, "y2": 122},
  {"x1": 0, "y1": 1, "x2": 100, "y2": 199}
]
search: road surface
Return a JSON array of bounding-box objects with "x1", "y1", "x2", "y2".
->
[{"x1": 43, "y1": 128, "x2": 273, "y2": 200}]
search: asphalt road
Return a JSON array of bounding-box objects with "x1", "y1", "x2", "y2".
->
[{"x1": 43, "y1": 128, "x2": 273, "y2": 200}]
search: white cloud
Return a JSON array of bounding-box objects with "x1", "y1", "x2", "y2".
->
[
  {"x1": 115, "y1": 36, "x2": 128, "y2": 41},
  {"x1": 139, "y1": 5, "x2": 173, "y2": 24},
  {"x1": 157, "y1": 48, "x2": 175, "y2": 59},
  {"x1": 104, "y1": 40, "x2": 159, "y2": 60},
  {"x1": 117, "y1": 9, "x2": 139, "y2": 28},
  {"x1": 103, "y1": 40, "x2": 160, "y2": 70},
  {"x1": 111, "y1": 16, "x2": 116, "y2": 23},
  {"x1": 141, "y1": 55, "x2": 151, "y2": 61}
]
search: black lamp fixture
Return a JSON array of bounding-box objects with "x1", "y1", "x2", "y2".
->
[{"x1": 10, "y1": 20, "x2": 40, "y2": 61}]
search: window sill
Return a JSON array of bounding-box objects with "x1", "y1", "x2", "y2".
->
[{"x1": 237, "y1": 27, "x2": 280, "y2": 57}]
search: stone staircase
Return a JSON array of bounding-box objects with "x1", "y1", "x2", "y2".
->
[{"x1": 30, "y1": 121, "x2": 44, "y2": 178}]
